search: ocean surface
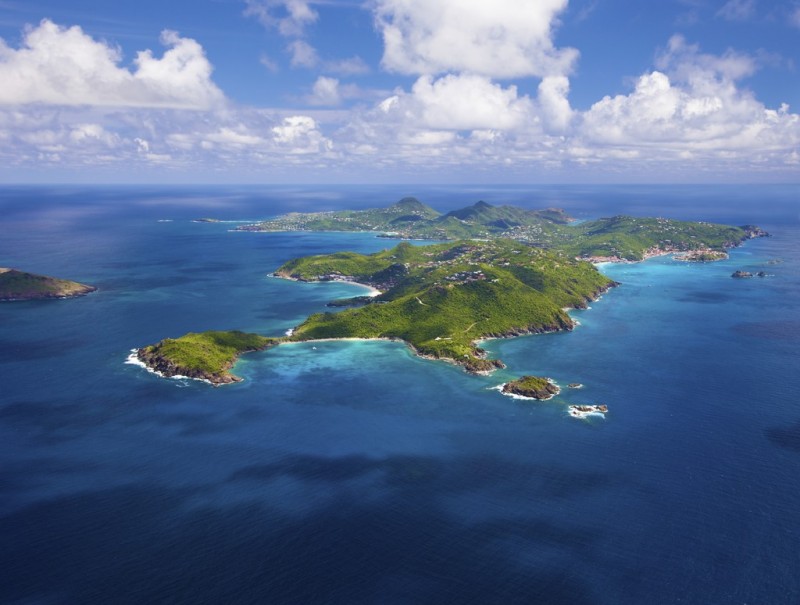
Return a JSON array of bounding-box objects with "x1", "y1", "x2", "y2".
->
[{"x1": 1, "y1": 184, "x2": 799, "y2": 604}]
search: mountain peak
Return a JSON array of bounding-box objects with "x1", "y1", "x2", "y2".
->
[
  {"x1": 395, "y1": 197, "x2": 424, "y2": 208},
  {"x1": 388, "y1": 197, "x2": 440, "y2": 219}
]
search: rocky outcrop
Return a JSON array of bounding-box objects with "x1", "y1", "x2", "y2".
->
[
  {"x1": 732, "y1": 270, "x2": 767, "y2": 279},
  {"x1": 741, "y1": 225, "x2": 770, "y2": 239},
  {"x1": 464, "y1": 357, "x2": 506, "y2": 374},
  {"x1": 568, "y1": 404, "x2": 608, "y2": 418},
  {"x1": 502, "y1": 376, "x2": 560, "y2": 400}
]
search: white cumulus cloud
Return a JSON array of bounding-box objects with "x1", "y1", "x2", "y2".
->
[
  {"x1": 579, "y1": 37, "x2": 800, "y2": 162},
  {"x1": 657, "y1": 35, "x2": 757, "y2": 88},
  {"x1": 0, "y1": 20, "x2": 225, "y2": 109},
  {"x1": 272, "y1": 115, "x2": 333, "y2": 153},
  {"x1": 379, "y1": 74, "x2": 535, "y2": 131},
  {"x1": 307, "y1": 76, "x2": 342, "y2": 106},
  {"x1": 538, "y1": 75, "x2": 573, "y2": 132},
  {"x1": 373, "y1": 0, "x2": 577, "y2": 78}
]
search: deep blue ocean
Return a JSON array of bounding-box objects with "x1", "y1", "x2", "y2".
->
[{"x1": 1, "y1": 184, "x2": 799, "y2": 604}]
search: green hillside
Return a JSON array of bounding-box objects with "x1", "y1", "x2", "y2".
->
[
  {"x1": 282, "y1": 239, "x2": 615, "y2": 373},
  {"x1": 238, "y1": 198, "x2": 761, "y2": 260},
  {"x1": 140, "y1": 204, "x2": 768, "y2": 383},
  {"x1": 137, "y1": 331, "x2": 277, "y2": 384},
  {"x1": 557, "y1": 216, "x2": 753, "y2": 261},
  {"x1": 238, "y1": 197, "x2": 440, "y2": 233}
]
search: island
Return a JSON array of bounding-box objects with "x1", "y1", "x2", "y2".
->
[
  {"x1": 0, "y1": 268, "x2": 96, "y2": 301},
  {"x1": 136, "y1": 331, "x2": 278, "y2": 385},
  {"x1": 137, "y1": 239, "x2": 615, "y2": 379},
  {"x1": 501, "y1": 376, "x2": 560, "y2": 400},
  {"x1": 135, "y1": 197, "x2": 769, "y2": 389},
  {"x1": 237, "y1": 197, "x2": 767, "y2": 262}
]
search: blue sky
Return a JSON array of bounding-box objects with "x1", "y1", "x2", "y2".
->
[{"x1": 0, "y1": 0, "x2": 797, "y2": 183}]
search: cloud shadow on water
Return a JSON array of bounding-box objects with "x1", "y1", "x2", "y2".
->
[{"x1": 0, "y1": 476, "x2": 602, "y2": 604}]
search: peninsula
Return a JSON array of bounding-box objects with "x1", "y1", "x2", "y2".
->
[
  {"x1": 0, "y1": 268, "x2": 96, "y2": 301},
  {"x1": 137, "y1": 197, "x2": 768, "y2": 386},
  {"x1": 277, "y1": 239, "x2": 616, "y2": 373},
  {"x1": 136, "y1": 331, "x2": 278, "y2": 384}
]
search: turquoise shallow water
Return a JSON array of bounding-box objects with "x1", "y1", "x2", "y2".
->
[{"x1": 1, "y1": 185, "x2": 799, "y2": 604}]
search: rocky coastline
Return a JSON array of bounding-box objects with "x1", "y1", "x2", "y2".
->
[
  {"x1": 501, "y1": 376, "x2": 561, "y2": 400},
  {"x1": 732, "y1": 270, "x2": 768, "y2": 279},
  {"x1": 568, "y1": 404, "x2": 608, "y2": 419},
  {"x1": 136, "y1": 332, "x2": 276, "y2": 386},
  {"x1": 136, "y1": 347, "x2": 242, "y2": 385}
]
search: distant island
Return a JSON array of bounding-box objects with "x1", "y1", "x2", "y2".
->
[
  {"x1": 236, "y1": 197, "x2": 768, "y2": 262},
  {"x1": 136, "y1": 198, "x2": 769, "y2": 387},
  {"x1": 0, "y1": 268, "x2": 96, "y2": 301}
]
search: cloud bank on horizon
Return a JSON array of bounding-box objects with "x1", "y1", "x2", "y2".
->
[{"x1": 0, "y1": 0, "x2": 797, "y2": 183}]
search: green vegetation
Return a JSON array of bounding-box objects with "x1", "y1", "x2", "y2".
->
[
  {"x1": 557, "y1": 216, "x2": 748, "y2": 261},
  {"x1": 239, "y1": 197, "x2": 440, "y2": 234},
  {"x1": 139, "y1": 200, "x2": 768, "y2": 385},
  {"x1": 502, "y1": 376, "x2": 560, "y2": 400},
  {"x1": 282, "y1": 239, "x2": 615, "y2": 373},
  {"x1": 137, "y1": 331, "x2": 278, "y2": 384},
  {"x1": 0, "y1": 268, "x2": 96, "y2": 301},
  {"x1": 138, "y1": 240, "x2": 614, "y2": 381},
  {"x1": 326, "y1": 296, "x2": 374, "y2": 307},
  {"x1": 240, "y1": 198, "x2": 763, "y2": 261},
  {"x1": 239, "y1": 198, "x2": 569, "y2": 243}
]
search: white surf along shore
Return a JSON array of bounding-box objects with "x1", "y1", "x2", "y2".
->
[{"x1": 125, "y1": 349, "x2": 215, "y2": 386}]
